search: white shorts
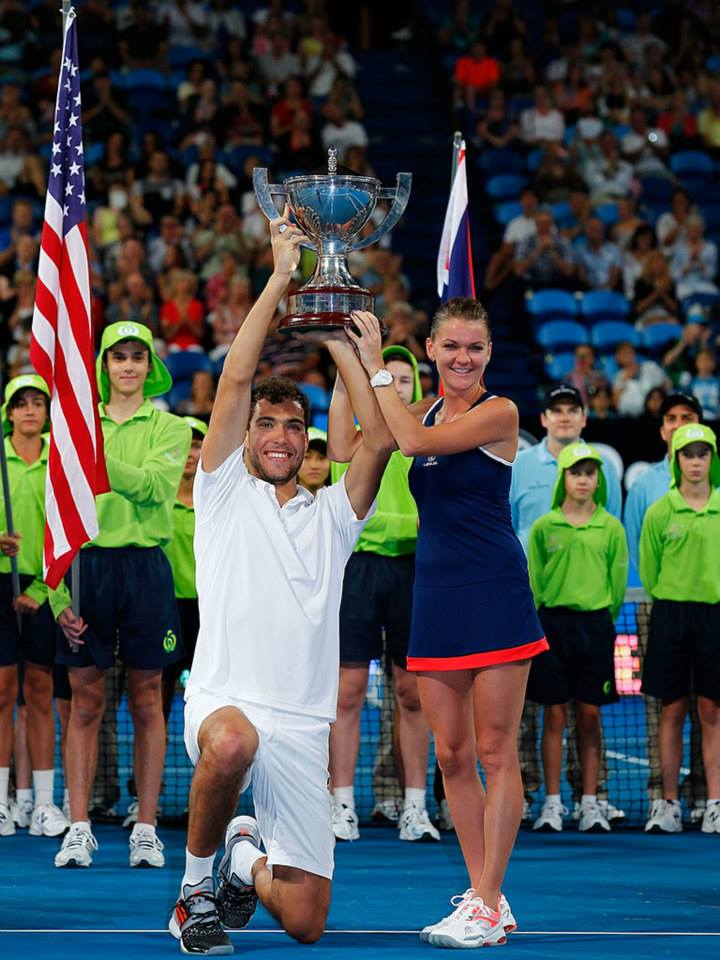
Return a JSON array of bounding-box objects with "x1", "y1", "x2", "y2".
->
[{"x1": 184, "y1": 691, "x2": 335, "y2": 880}]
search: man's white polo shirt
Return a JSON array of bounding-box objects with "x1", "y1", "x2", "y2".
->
[{"x1": 186, "y1": 444, "x2": 373, "y2": 721}]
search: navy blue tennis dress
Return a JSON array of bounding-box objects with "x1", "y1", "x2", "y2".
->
[{"x1": 406, "y1": 393, "x2": 548, "y2": 671}]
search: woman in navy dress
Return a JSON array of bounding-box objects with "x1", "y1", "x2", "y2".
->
[{"x1": 349, "y1": 298, "x2": 547, "y2": 949}]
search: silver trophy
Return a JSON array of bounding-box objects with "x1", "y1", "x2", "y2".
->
[{"x1": 253, "y1": 148, "x2": 412, "y2": 334}]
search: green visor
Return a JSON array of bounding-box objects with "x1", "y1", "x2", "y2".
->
[
  {"x1": 2, "y1": 374, "x2": 50, "y2": 435},
  {"x1": 670, "y1": 423, "x2": 720, "y2": 488},
  {"x1": 183, "y1": 416, "x2": 208, "y2": 439},
  {"x1": 551, "y1": 442, "x2": 607, "y2": 509},
  {"x1": 96, "y1": 321, "x2": 173, "y2": 403},
  {"x1": 307, "y1": 426, "x2": 327, "y2": 452}
]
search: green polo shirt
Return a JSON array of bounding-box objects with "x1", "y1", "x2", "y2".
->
[
  {"x1": 164, "y1": 499, "x2": 196, "y2": 599},
  {"x1": 0, "y1": 435, "x2": 49, "y2": 605},
  {"x1": 528, "y1": 505, "x2": 628, "y2": 620},
  {"x1": 331, "y1": 450, "x2": 418, "y2": 557},
  {"x1": 92, "y1": 400, "x2": 191, "y2": 549},
  {"x1": 639, "y1": 488, "x2": 720, "y2": 604}
]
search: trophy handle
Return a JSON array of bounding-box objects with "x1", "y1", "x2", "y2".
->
[
  {"x1": 252, "y1": 168, "x2": 317, "y2": 251},
  {"x1": 352, "y1": 173, "x2": 412, "y2": 252}
]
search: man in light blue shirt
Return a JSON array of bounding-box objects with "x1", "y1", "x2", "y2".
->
[
  {"x1": 622, "y1": 391, "x2": 705, "y2": 827},
  {"x1": 510, "y1": 384, "x2": 622, "y2": 553},
  {"x1": 511, "y1": 383, "x2": 622, "y2": 825},
  {"x1": 574, "y1": 217, "x2": 623, "y2": 290}
]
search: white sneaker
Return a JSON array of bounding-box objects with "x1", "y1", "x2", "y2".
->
[
  {"x1": 644, "y1": 799, "x2": 682, "y2": 834},
  {"x1": 420, "y1": 890, "x2": 516, "y2": 942},
  {"x1": 438, "y1": 799, "x2": 455, "y2": 832},
  {"x1": 0, "y1": 802, "x2": 16, "y2": 836},
  {"x1": 691, "y1": 802, "x2": 706, "y2": 825},
  {"x1": 521, "y1": 799, "x2": 533, "y2": 824},
  {"x1": 55, "y1": 824, "x2": 98, "y2": 866},
  {"x1": 332, "y1": 799, "x2": 359, "y2": 841},
  {"x1": 533, "y1": 799, "x2": 567, "y2": 832},
  {"x1": 578, "y1": 798, "x2": 611, "y2": 833},
  {"x1": 30, "y1": 803, "x2": 70, "y2": 837},
  {"x1": 398, "y1": 804, "x2": 440, "y2": 842},
  {"x1": 701, "y1": 800, "x2": 720, "y2": 834},
  {"x1": 600, "y1": 801, "x2": 626, "y2": 825},
  {"x1": 11, "y1": 797, "x2": 33, "y2": 828},
  {"x1": 129, "y1": 827, "x2": 165, "y2": 867},
  {"x1": 371, "y1": 799, "x2": 400, "y2": 824},
  {"x1": 428, "y1": 895, "x2": 507, "y2": 948}
]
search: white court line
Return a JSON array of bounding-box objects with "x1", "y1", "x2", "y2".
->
[{"x1": 1, "y1": 930, "x2": 719, "y2": 937}]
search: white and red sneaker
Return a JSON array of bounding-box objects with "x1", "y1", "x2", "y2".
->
[
  {"x1": 428, "y1": 895, "x2": 507, "y2": 948},
  {"x1": 421, "y1": 890, "x2": 515, "y2": 944}
]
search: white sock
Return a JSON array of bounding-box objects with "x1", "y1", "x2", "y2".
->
[
  {"x1": 581, "y1": 794, "x2": 597, "y2": 806},
  {"x1": 17, "y1": 787, "x2": 33, "y2": 804},
  {"x1": 0, "y1": 768, "x2": 9, "y2": 806},
  {"x1": 545, "y1": 793, "x2": 561, "y2": 805},
  {"x1": 333, "y1": 786, "x2": 355, "y2": 808},
  {"x1": 33, "y1": 769, "x2": 54, "y2": 807},
  {"x1": 183, "y1": 848, "x2": 216, "y2": 889},
  {"x1": 131, "y1": 821, "x2": 156, "y2": 837},
  {"x1": 404, "y1": 787, "x2": 426, "y2": 809},
  {"x1": 63, "y1": 788, "x2": 70, "y2": 805},
  {"x1": 230, "y1": 837, "x2": 264, "y2": 886},
  {"x1": 71, "y1": 820, "x2": 91, "y2": 833}
]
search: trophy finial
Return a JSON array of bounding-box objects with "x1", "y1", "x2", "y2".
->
[{"x1": 328, "y1": 146, "x2": 338, "y2": 175}]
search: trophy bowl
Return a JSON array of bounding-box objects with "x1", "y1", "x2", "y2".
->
[{"x1": 253, "y1": 149, "x2": 412, "y2": 335}]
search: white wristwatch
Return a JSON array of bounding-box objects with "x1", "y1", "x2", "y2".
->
[{"x1": 370, "y1": 368, "x2": 394, "y2": 388}]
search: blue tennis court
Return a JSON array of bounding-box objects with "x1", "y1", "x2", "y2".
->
[{"x1": 3, "y1": 825, "x2": 718, "y2": 959}]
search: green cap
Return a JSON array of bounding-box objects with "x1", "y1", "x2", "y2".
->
[
  {"x1": 551, "y1": 442, "x2": 607, "y2": 508},
  {"x1": 96, "y1": 321, "x2": 173, "y2": 403},
  {"x1": 183, "y1": 416, "x2": 208, "y2": 439},
  {"x1": 670, "y1": 423, "x2": 720, "y2": 488},
  {"x1": 307, "y1": 426, "x2": 327, "y2": 451},
  {"x1": 2, "y1": 374, "x2": 50, "y2": 435}
]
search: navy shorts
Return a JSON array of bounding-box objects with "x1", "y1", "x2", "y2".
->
[
  {"x1": 339, "y1": 552, "x2": 414, "y2": 666},
  {"x1": 0, "y1": 573, "x2": 56, "y2": 668},
  {"x1": 642, "y1": 599, "x2": 720, "y2": 701},
  {"x1": 55, "y1": 546, "x2": 183, "y2": 671},
  {"x1": 527, "y1": 606, "x2": 619, "y2": 707},
  {"x1": 163, "y1": 597, "x2": 199, "y2": 683}
]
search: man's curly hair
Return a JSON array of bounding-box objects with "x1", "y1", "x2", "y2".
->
[{"x1": 250, "y1": 376, "x2": 311, "y2": 428}]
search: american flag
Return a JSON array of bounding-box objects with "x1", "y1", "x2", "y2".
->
[
  {"x1": 30, "y1": 6, "x2": 109, "y2": 590},
  {"x1": 436, "y1": 139, "x2": 476, "y2": 301}
]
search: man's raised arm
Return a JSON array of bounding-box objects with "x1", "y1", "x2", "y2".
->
[{"x1": 202, "y1": 210, "x2": 305, "y2": 472}]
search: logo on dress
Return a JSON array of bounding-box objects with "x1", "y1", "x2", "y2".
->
[{"x1": 423, "y1": 455, "x2": 438, "y2": 467}]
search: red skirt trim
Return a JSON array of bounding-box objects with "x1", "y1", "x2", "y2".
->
[{"x1": 406, "y1": 637, "x2": 549, "y2": 672}]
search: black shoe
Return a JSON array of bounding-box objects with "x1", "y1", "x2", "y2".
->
[
  {"x1": 217, "y1": 816, "x2": 261, "y2": 929},
  {"x1": 169, "y1": 877, "x2": 233, "y2": 955}
]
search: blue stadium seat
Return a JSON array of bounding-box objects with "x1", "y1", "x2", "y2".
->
[
  {"x1": 526, "y1": 147, "x2": 543, "y2": 172},
  {"x1": 701, "y1": 203, "x2": 720, "y2": 232},
  {"x1": 681, "y1": 291, "x2": 720, "y2": 315},
  {"x1": 535, "y1": 320, "x2": 588, "y2": 351},
  {"x1": 640, "y1": 176, "x2": 673, "y2": 205},
  {"x1": 168, "y1": 45, "x2": 213, "y2": 69},
  {"x1": 526, "y1": 288, "x2": 578, "y2": 322},
  {"x1": 641, "y1": 322, "x2": 682, "y2": 355},
  {"x1": 122, "y1": 69, "x2": 170, "y2": 91},
  {"x1": 579, "y1": 290, "x2": 630, "y2": 323},
  {"x1": 669, "y1": 151, "x2": 714, "y2": 178},
  {"x1": 486, "y1": 173, "x2": 527, "y2": 201},
  {"x1": 595, "y1": 202, "x2": 620, "y2": 227},
  {"x1": 166, "y1": 382, "x2": 191, "y2": 409},
  {"x1": 544, "y1": 351, "x2": 574, "y2": 380},
  {"x1": 164, "y1": 352, "x2": 213, "y2": 382},
  {"x1": 590, "y1": 321, "x2": 639, "y2": 352},
  {"x1": 84, "y1": 142, "x2": 105, "y2": 166},
  {"x1": 311, "y1": 411, "x2": 329, "y2": 431},
  {"x1": 299, "y1": 383, "x2": 330, "y2": 412},
  {"x1": 493, "y1": 201, "x2": 523, "y2": 226},
  {"x1": 0, "y1": 195, "x2": 14, "y2": 226},
  {"x1": 477, "y1": 149, "x2": 524, "y2": 176},
  {"x1": 549, "y1": 201, "x2": 572, "y2": 227}
]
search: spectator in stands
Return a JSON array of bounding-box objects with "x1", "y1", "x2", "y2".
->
[
  {"x1": 575, "y1": 217, "x2": 622, "y2": 291},
  {"x1": 689, "y1": 348, "x2": 720, "y2": 421},
  {"x1": 208, "y1": 276, "x2": 252, "y2": 364},
  {"x1": 640, "y1": 423, "x2": 720, "y2": 836},
  {"x1": 218, "y1": 80, "x2": 266, "y2": 147},
  {"x1": 534, "y1": 143, "x2": 586, "y2": 203},
  {"x1": 657, "y1": 189, "x2": 693, "y2": 255},
  {"x1": 270, "y1": 76, "x2": 313, "y2": 142},
  {"x1": 177, "y1": 60, "x2": 211, "y2": 108},
  {"x1": 454, "y1": 40, "x2": 500, "y2": 110},
  {"x1": 194, "y1": 202, "x2": 250, "y2": 282},
  {"x1": 611, "y1": 198, "x2": 645, "y2": 251},
  {"x1": 473, "y1": 89, "x2": 521, "y2": 153},
  {"x1": 1, "y1": 235, "x2": 38, "y2": 283},
  {"x1": 698, "y1": 81, "x2": 720, "y2": 155},
  {"x1": 587, "y1": 384, "x2": 616, "y2": 420},
  {"x1": 482, "y1": 0, "x2": 528, "y2": 57},
  {"x1": 559, "y1": 187, "x2": 592, "y2": 244},
  {"x1": 0, "y1": 375, "x2": 69, "y2": 839},
  {"x1": 0, "y1": 199, "x2": 37, "y2": 271},
  {"x1": 320, "y1": 104, "x2": 368, "y2": 163},
  {"x1": 204, "y1": 250, "x2": 245, "y2": 312},
  {"x1": 528, "y1": 444, "x2": 628, "y2": 834},
  {"x1": 583, "y1": 132, "x2": 634, "y2": 203},
  {"x1": 612, "y1": 341, "x2": 669, "y2": 417},
  {"x1": 304, "y1": 32, "x2": 357, "y2": 99},
  {"x1": 160, "y1": 269, "x2": 205, "y2": 351},
  {"x1": 520, "y1": 85, "x2": 565, "y2": 146},
  {"x1": 621, "y1": 106, "x2": 670, "y2": 179},
  {"x1": 622, "y1": 12, "x2": 666, "y2": 69},
  {"x1": 0, "y1": 83, "x2": 35, "y2": 142},
  {"x1": 118, "y1": 3, "x2": 167, "y2": 70},
  {"x1": 662, "y1": 320, "x2": 712, "y2": 388},
  {"x1": 148, "y1": 216, "x2": 194, "y2": 275},
  {"x1": 567, "y1": 343, "x2": 607, "y2": 407},
  {"x1": 623, "y1": 223, "x2": 656, "y2": 299},
  {"x1": 551, "y1": 63, "x2": 593, "y2": 124},
  {"x1": 382, "y1": 302, "x2": 426, "y2": 362},
  {"x1": 257, "y1": 31, "x2": 301, "y2": 94},
  {"x1": 105, "y1": 271, "x2": 158, "y2": 333},
  {"x1": 52, "y1": 323, "x2": 190, "y2": 869},
  {"x1": 669, "y1": 215, "x2": 719, "y2": 302},
  {"x1": 322, "y1": 76, "x2": 365, "y2": 124},
  {"x1": 177, "y1": 369, "x2": 216, "y2": 417},
  {"x1": 130, "y1": 150, "x2": 186, "y2": 227},
  {"x1": 501, "y1": 37, "x2": 535, "y2": 98},
  {"x1": 277, "y1": 108, "x2": 323, "y2": 172},
  {"x1": 0, "y1": 127, "x2": 44, "y2": 199},
  {"x1": 658, "y1": 90, "x2": 701, "y2": 152},
  {"x1": 502, "y1": 186, "x2": 538, "y2": 250},
  {"x1": 83, "y1": 70, "x2": 131, "y2": 143},
  {"x1": 632, "y1": 250, "x2": 679, "y2": 329},
  {"x1": 161, "y1": 0, "x2": 210, "y2": 50},
  {"x1": 513, "y1": 209, "x2": 574, "y2": 289}
]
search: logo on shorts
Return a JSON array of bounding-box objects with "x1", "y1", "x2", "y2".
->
[
  {"x1": 163, "y1": 630, "x2": 177, "y2": 653},
  {"x1": 603, "y1": 680, "x2": 612, "y2": 695},
  {"x1": 423, "y1": 455, "x2": 438, "y2": 467}
]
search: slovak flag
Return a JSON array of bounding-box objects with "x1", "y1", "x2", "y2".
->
[{"x1": 436, "y1": 141, "x2": 476, "y2": 301}]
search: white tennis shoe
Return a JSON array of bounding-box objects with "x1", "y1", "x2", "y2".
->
[
  {"x1": 420, "y1": 890, "x2": 516, "y2": 942},
  {"x1": 11, "y1": 797, "x2": 33, "y2": 829},
  {"x1": 398, "y1": 804, "x2": 440, "y2": 842},
  {"x1": 533, "y1": 798, "x2": 567, "y2": 832},
  {"x1": 644, "y1": 799, "x2": 682, "y2": 833},
  {"x1": 331, "y1": 799, "x2": 359, "y2": 841},
  {"x1": 55, "y1": 824, "x2": 98, "y2": 867},
  {"x1": 30, "y1": 802, "x2": 70, "y2": 837},
  {"x1": 428, "y1": 894, "x2": 507, "y2": 948},
  {"x1": 701, "y1": 800, "x2": 720, "y2": 834},
  {"x1": 129, "y1": 827, "x2": 165, "y2": 867},
  {"x1": 0, "y1": 802, "x2": 16, "y2": 836}
]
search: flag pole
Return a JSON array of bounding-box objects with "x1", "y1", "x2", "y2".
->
[{"x1": 451, "y1": 130, "x2": 463, "y2": 187}]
